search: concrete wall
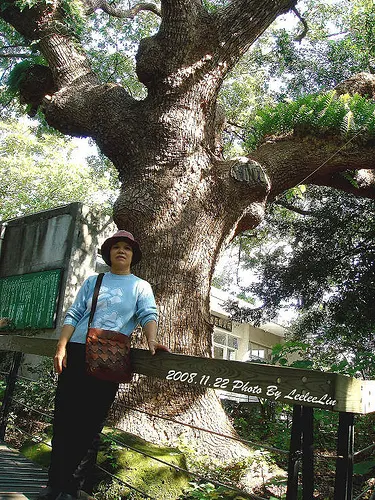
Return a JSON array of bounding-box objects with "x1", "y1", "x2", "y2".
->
[
  {"x1": 236, "y1": 324, "x2": 285, "y2": 361},
  {"x1": 0, "y1": 203, "x2": 116, "y2": 338}
]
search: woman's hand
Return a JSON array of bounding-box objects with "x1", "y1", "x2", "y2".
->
[
  {"x1": 54, "y1": 325, "x2": 75, "y2": 373},
  {"x1": 54, "y1": 343, "x2": 67, "y2": 374},
  {"x1": 143, "y1": 321, "x2": 170, "y2": 355},
  {"x1": 147, "y1": 339, "x2": 171, "y2": 355}
]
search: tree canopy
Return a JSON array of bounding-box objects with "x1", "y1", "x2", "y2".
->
[
  {"x1": 225, "y1": 185, "x2": 375, "y2": 336},
  {"x1": 0, "y1": 118, "x2": 119, "y2": 220}
]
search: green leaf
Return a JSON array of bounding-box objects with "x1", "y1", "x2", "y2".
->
[{"x1": 353, "y1": 460, "x2": 375, "y2": 475}]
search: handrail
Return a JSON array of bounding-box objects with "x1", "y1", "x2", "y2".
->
[
  {"x1": 1, "y1": 334, "x2": 375, "y2": 500},
  {"x1": 0, "y1": 334, "x2": 374, "y2": 414}
]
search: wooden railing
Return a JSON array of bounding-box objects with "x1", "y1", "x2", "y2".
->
[{"x1": 0, "y1": 334, "x2": 374, "y2": 500}]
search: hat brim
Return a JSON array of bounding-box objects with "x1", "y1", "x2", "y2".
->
[{"x1": 101, "y1": 236, "x2": 142, "y2": 267}]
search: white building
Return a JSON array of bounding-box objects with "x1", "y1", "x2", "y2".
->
[{"x1": 210, "y1": 287, "x2": 286, "y2": 363}]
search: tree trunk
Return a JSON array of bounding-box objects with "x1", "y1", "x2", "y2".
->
[{"x1": 103, "y1": 91, "x2": 270, "y2": 461}]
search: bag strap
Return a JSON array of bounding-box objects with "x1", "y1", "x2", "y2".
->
[{"x1": 87, "y1": 273, "x2": 105, "y2": 330}]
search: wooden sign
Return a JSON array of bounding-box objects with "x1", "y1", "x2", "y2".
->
[{"x1": 0, "y1": 335, "x2": 374, "y2": 415}]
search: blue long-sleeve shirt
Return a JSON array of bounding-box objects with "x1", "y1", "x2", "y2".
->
[{"x1": 64, "y1": 272, "x2": 158, "y2": 344}]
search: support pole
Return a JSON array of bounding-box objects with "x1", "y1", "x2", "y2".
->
[
  {"x1": 301, "y1": 406, "x2": 314, "y2": 500},
  {"x1": 286, "y1": 405, "x2": 302, "y2": 500},
  {"x1": 0, "y1": 351, "x2": 22, "y2": 440},
  {"x1": 334, "y1": 412, "x2": 354, "y2": 500}
]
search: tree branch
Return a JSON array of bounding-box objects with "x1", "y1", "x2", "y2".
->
[
  {"x1": 84, "y1": 1, "x2": 161, "y2": 18},
  {"x1": 226, "y1": 120, "x2": 245, "y2": 130},
  {"x1": 216, "y1": 0, "x2": 297, "y2": 69},
  {"x1": 0, "y1": 44, "x2": 30, "y2": 50},
  {"x1": 0, "y1": 1, "x2": 98, "y2": 88},
  {"x1": 251, "y1": 134, "x2": 375, "y2": 200},
  {"x1": 312, "y1": 172, "x2": 375, "y2": 199},
  {"x1": 274, "y1": 200, "x2": 315, "y2": 217},
  {"x1": 224, "y1": 125, "x2": 246, "y2": 142},
  {"x1": 0, "y1": 52, "x2": 31, "y2": 58},
  {"x1": 335, "y1": 72, "x2": 375, "y2": 99},
  {"x1": 291, "y1": 6, "x2": 308, "y2": 42}
]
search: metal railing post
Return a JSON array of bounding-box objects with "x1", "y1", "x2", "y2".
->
[
  {"x1": 334, "y1": 412, "x2": 354, "y2": 500},
  {"x1": 0, "y1": 351, "x2": 22, "y2": 440},
  {"x1": 286, "y1": 404, "x2": 302, "y2": 500},
  {"x1": 301, "y1": 406, "x2": 314, "y2": 500}
]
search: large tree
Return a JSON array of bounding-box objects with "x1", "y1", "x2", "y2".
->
[{"x1": 2, "y1": 0, "x2": 375, "y2": 462}]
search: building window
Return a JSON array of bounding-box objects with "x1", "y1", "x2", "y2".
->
[
  {"x1": 210, "y1": 314, "x2": 232, "y2": 331},
  {"x1": 249, "y1": 342, "x2": 270, "y2": 360},
  {"x1": 213, "y1": 331, "x2": 239, "y2": 360}
]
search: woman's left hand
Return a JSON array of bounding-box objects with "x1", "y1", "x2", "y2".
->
[{"x1": 147, "y1": 339, "x2": 171, "y2": 355}]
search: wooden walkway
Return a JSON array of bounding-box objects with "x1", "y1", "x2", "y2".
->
[{"x1": 0, "y1": 441, "x2": 48, "y2": 499}]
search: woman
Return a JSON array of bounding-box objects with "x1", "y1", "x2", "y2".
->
[{"x1": 38, "y1": 230, "x2": 168, "y2": 500}]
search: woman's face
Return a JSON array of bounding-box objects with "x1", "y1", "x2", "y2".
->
[{"x1": 110, "y1": 240, "x2": 133, "y2": 274}]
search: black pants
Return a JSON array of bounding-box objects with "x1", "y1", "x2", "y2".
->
[{"x1": 48, "y1": 342, "x2": 119, "y2": 495}]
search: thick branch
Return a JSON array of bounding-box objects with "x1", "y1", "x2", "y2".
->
[
  {"x1": 251, "y1": 134, "x2": 375, "y2": 200},
  {"x1": 160, "y1": 0, "x2": 204, "y2": 19},
  {"x1": 84, "y1": 0, "x2": 161, "y2": 18},
  {"x1": 157, "y1": 0, "x2": 207, "y2": 41},
  {"x1": 138, "y1": 0, "x2": 297, "y2": 98},
  {"x1": 135, "y1": 0, "x2": 213, "y2": 90},
  {"x1": 0, "y1": 1, "x2": 98, "y2": 88},
  {"x1": 312, "y1": 172, "x2": 375, "y2": 199},
  {"x1": 216, "y1": 0, "x2": 297, "y2": 68},
  {"x1": 335, "y1": 72, "x2": 375, "y2": 99},
  {"x1": 43, "y1": 82, "x2": 136, "y2": 142}
]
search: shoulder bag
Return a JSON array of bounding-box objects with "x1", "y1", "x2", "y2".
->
[{"x1": 85, "y1": 273, "x2": 133, "y2": 383}]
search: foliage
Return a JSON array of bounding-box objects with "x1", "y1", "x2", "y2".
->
[
  {"x1": 243, "y1": 91, "x2": 375, "y2": 151},
  {"x1": 271, "y1": 342, "x2": 313, "y2": 370},
  {"x1": 81, "y1": 9, "x2": 160, "y2": 98},
  {"x1": 223, "y1": 186, "x2": 375, "y2": 375},
  {"x1": 180, "y1": 481, "x2": 247, "y2": 499},
  {"x1": 219, "y1": 0, "x2": 375, "y2": 154},
  {"x1": 3, "y1": 357, "x2": 55, "y2": 454},
  {"x1": 0, "y1": 378, "x2": 6, "y2": 400},
  {"x1": 95, "y1": 427, "x2": 190, "y2": 500},
  {"x1": 7, "y1": 58, "x2": 47, "y2": 95},
  {"x1": 0, "y1": 117, "x2": 119, "y2": 221},
  {"x1": 223, "y1": 392, "x2": 375, "y2": 499},
  {"x1": 255, "y1": 0, "x2": 375, "y2": 99},
  {"x1": 0, "y1": 20, "x2": 33, "y2": 114},
  {"x1": 13, "y1": 357, "x2": 56, "y2": 413},
  {"x1": 353, "y1": 459, "x2": 375, "y2": 475},
  {"x1": 224, "y1": 400, "x2": 292, "y2": 457},
  {"x1": 60, "y1": 0, "x2": 87, "y2": 36}
]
